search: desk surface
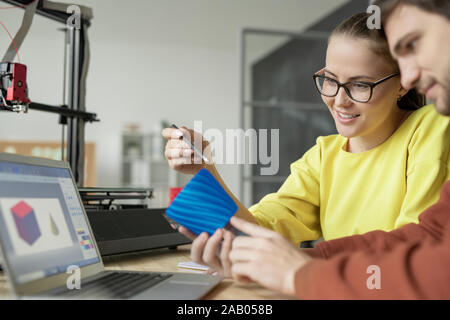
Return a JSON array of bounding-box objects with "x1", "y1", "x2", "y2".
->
[{"x1": 0, "y1": 245, "x2": 291, "y2": 300}]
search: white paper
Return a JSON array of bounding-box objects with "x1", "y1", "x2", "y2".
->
[{"x1": 177, "y1": 261, "x2": 210, "y2": 271}]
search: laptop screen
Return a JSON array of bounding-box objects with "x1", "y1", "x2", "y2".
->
[{"x1": 0, "y1": 160, "x2": 100, "y2": 284}]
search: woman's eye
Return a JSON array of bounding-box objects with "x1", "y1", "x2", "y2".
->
[{"x1": 352, "y1": 83, "x2": 369, "y2": 90}]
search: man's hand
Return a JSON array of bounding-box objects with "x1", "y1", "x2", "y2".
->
[{"x1": 229, "y1": 216, "x2": 312, "y2": 297}]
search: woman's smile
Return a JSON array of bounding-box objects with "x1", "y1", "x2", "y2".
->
[{"x1": 335, "y1": 109, "x2": 361, "y2": 124}]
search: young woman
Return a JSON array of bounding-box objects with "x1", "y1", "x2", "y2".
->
[{"x1": 162, "y1": 13, "x2": 450, "y2": 273}]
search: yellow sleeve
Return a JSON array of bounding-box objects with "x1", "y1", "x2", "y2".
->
[
  {"x1": 395, "y1": 111, "x2": 450, "y2": 228},
  {"x1": 248, "y1": 142, "x2": 322, "y2": 246}
]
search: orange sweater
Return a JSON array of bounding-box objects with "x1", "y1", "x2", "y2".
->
[{"x1": 294, "y1": 180, "x2": 450, "y2": 299}]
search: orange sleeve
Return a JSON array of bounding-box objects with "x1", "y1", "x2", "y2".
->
[
  {"x1": 314, "y1": 181, "x2": 450, "y2": 259},
  {"x1": 295, "y1": 234, "x2": 450, "y2": 299},
  {"x1": 293, "y1": 181, "x2": 450, "y2": 299}
]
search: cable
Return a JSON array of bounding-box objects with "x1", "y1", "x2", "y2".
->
[
  {"x1": 0, "y1": 0, "x2": 39, "y2": 10},
  {"x1": 0, "y1": 21, "x2": 21, "y2": 63}
]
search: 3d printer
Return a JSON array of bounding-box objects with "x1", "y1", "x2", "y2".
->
[
  {"x1": 0, "y1": 62, "x2": 30, "y2": 113},
  {"x1": 0, "y1": 0, "x2": 190, "y2": 257}
]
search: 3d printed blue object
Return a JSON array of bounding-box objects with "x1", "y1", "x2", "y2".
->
[{"x1": 165, "y1": 168, "x2": 238, "y2": 236}]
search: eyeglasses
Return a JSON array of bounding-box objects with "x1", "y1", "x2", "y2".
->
[{"x1": 312, "y1": 70, "x2": 400, "y2": 103}]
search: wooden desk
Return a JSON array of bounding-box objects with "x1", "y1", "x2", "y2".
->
[{"x1": 0, "y1": 245, "x2": 291, "y2": 300}]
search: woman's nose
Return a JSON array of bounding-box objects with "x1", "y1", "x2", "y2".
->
[{"x1": 334, "y1": 87, "x2": 353, "y2": 108}]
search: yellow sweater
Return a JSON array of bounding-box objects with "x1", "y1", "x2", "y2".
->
[{"x1": 249, "y1": 105, "x2": 450, "y2": 246}]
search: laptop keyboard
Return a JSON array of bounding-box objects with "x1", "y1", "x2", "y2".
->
[{"x1": 54, "y1": 271, "x2": 172, "y2": 299}]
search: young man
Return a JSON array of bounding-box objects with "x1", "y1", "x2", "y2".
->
[{"x1": 226, "y1": 0, "x2": 450, "y2": 299}]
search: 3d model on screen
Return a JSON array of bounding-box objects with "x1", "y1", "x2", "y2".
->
[{"x1": 11, "y1": 200, "x2": 41, "y2": 246}]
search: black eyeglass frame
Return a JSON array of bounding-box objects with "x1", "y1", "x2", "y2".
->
[{"x1": 312, "y1": 72, "x2": 400, "y2": 103}]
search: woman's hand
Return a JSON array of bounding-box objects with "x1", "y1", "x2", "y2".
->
[
  {"x1": 161, "y1": 126, "x2": 212, "y2": 175},
  {"x1": 228, "y1": 216, "x2": 312, "y2": 297}
]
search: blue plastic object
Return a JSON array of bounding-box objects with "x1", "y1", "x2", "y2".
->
[{"x1": 165, "y1": 168, "x2": 238, "y2": 236}]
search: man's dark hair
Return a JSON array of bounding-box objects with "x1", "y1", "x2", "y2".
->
[
  {"x1": 372, "y1": 0, "x2": 450, "y2": 22},
  {"x1": 330, "y1": 12, "x2": 426, "y2": 110}
]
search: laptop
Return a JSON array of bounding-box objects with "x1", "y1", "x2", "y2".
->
[{"x1": 0, "y1": 153, "x2": 221, "y2": 299}]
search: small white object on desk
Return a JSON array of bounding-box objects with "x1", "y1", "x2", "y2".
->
[{"x1": 177, "y1": 261, "x2": 210, "y2": 273}]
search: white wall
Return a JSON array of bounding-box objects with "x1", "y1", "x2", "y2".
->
[{"x1": 0, "y1": 0, "x2": 347, "y2": 199}]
